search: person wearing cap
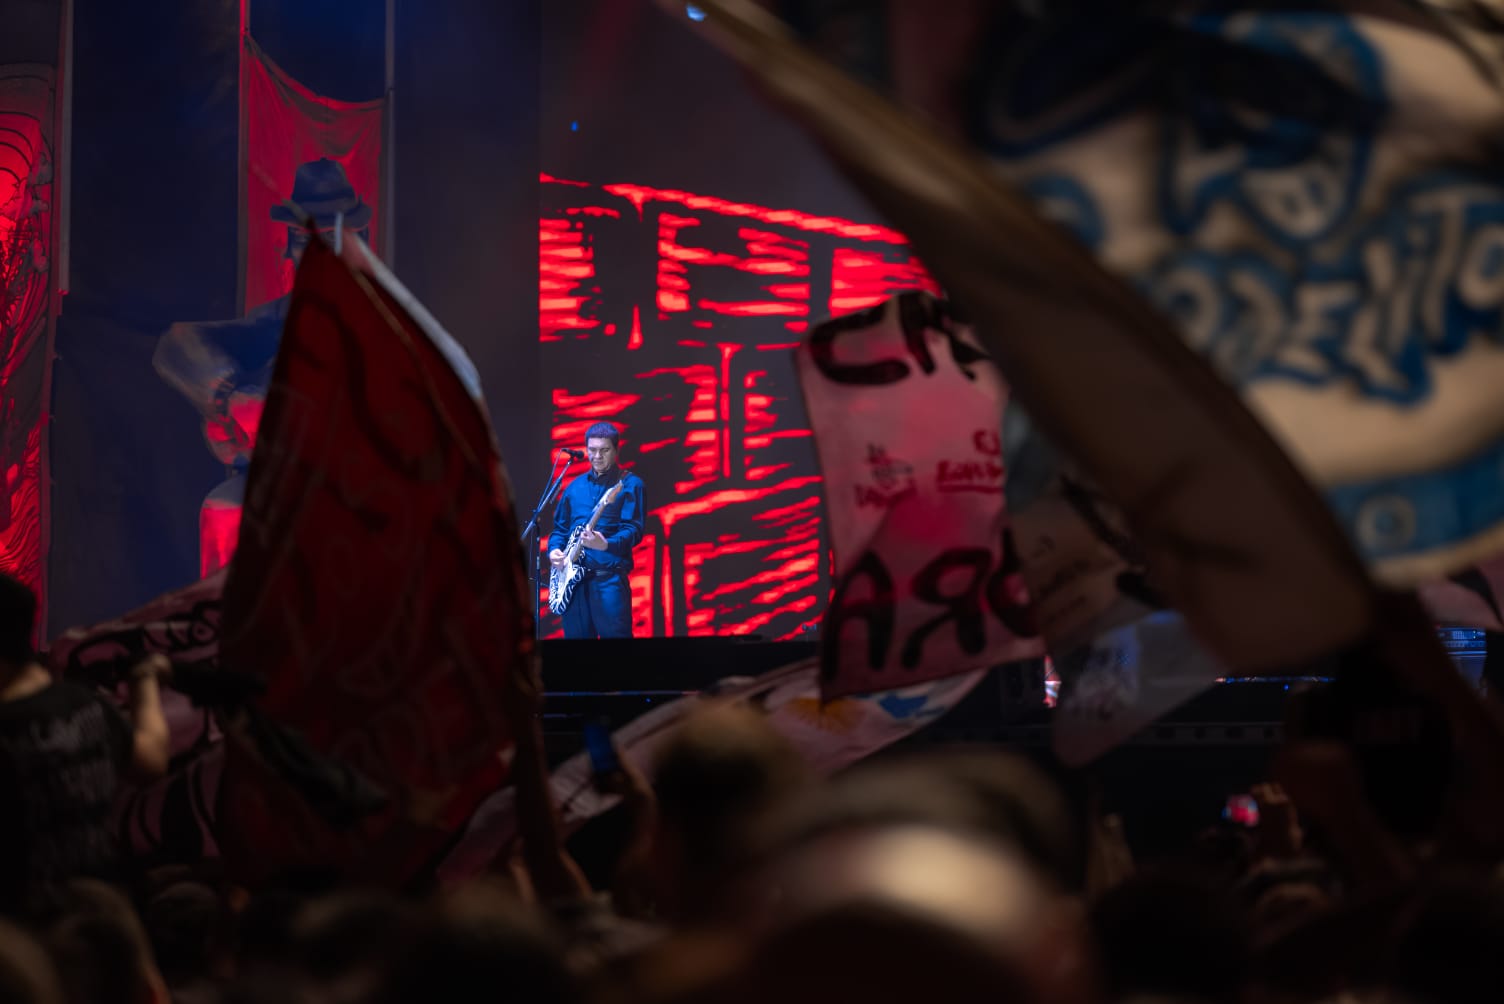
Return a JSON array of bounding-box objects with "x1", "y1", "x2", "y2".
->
[{"x1": 153, "y1": 159, "x2": 371, "y2": 576}]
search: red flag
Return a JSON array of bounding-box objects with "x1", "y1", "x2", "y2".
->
[
  {"x1": 796, "y1": 293, "x2": 1043, "y2": 698},
  {"x1": 216, "y1": 232, "x2": 531, "y2": 887}
]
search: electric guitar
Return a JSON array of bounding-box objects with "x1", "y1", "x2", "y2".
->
[{"x1": 548, "y1": 480, "x2": 625, "y2": 615}]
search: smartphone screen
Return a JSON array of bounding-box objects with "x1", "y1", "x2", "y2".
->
[
  {"x1": 583, "y1": 721, "x2": 621, "y2": 775},
  {"x1": 1223, "y1": 794, "x2": 1260, "y2": 828}
]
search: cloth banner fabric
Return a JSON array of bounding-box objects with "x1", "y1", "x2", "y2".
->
[
  {"x1": 795, "y1": 293, "x2": 1044, "y2": 699},
  {"x1": 439, "y1": 657, "x2": 986, "y2": 881},
  {"x1": 749, "y1": 0, "x2": 1504, "y2": 603},
  {"x1": 214, "y1": 231, "x2": 531, "y2": 887},
  {"x1": 0, "y1": 60, "x2": 60, "y2": 615},
  {"x1": 1050, "y1": 612, "x2": 1229, "y2": 765},
  {"x1": 794, "y1": 291, "x2": 1224, "y2": 757},
  {"x1": 675, "y1": 0, "x2": 1409, "y2": 674},
  {"x1": 242, "y1": 35, "x2": 385, "y2": 312}
]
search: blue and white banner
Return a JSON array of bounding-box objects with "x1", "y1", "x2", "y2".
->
[
  {"x1": 841, "y1": 4, "x2": 1504, "y2": 587},
  {"x1": 743, "y1": 1, "x2": 1504, "y2": 588}
]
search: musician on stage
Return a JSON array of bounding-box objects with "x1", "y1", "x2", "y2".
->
[{"x1": 548, "y1": 422, "x2": 645, "y2": 638}]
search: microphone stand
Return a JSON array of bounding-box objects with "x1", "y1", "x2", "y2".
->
[{"x1": 521, "y1": 450, "x2": 575, "y2": 641}]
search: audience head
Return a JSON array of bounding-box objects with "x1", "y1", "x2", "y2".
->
[
  {"x1": 31, "y1": 880, "x2": 168, "y2": 1004},
  {"x1": 378, "y1": 879, "x2": 578, "y2": 1004},
  {"x1": 649, "y1": 704, "x2": 810, "y2": 919},
  {"x1": 707, "y1": 823, "x2": 1095, "y2": 1004},
  {"x1": 0, "y1": 574, "x2": 37, "y2": 672},
  {"x1": 0, "y1": 919, "x2": 62, "y2": 1004},
  {"x1": 1091, "y1": 866, "x2": 1249, "y2": 1004},
  {"x1": 142, "y1": 881, "x2": 232, "y2": 988}
]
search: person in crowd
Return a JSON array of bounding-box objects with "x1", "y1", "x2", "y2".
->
[
  {"x1": 31, "y1": 879, "x2": 170, "y2": 1004},
  {"x1": 0, "y1": 574, "x2": 170, "y2": 911},
  {"x1": 0, "y1": 917, "x2": 63, "y2": 1004}
]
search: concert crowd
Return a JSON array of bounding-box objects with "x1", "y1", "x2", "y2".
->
[{"x1": 2, "y1": 569, "x2": 1501, "y2": 1004}]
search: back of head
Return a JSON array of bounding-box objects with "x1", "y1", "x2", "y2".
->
[
  {"x1": 290, "y1": 889, "x2": 417, "y2": 984},
  {"x1": 652, "y1": 705, "x2": 808, "y2": 896},
  {"x1": 0, "y1": 919, "x2": 62, "y2": 1004},
  {"x1": 1388, "y1": 872, "x2": 1504, "y2": 1004},
  {"x1": 748, "y1": 749, "x2": 1080, "y2": 892},
  {"x1": 378, "y1": 881, "x2": 577, "y2": 1004},
  {"x1": 143, "y1": 882, "x2": 230, "y2": 986},
  {"x1": 0, "y1": 574, "x2": 37, "y2": 669},
  {"x1": 729, "y1": 899, "x2": 1031, "y2": 1004},
  {"x1": 709, "y1": 824, "x2": 1093, "y2": 1004},
  {"x1": 1091, "y1": 866, "x2": 1249, "y2": 1004},
  {"x1": 34, "y1": 880, "x2": 163, "y2": 1004}
]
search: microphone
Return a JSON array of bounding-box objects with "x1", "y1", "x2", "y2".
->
[{"x1": 561, "y1": 448, "x2": 586, "y2": 459}]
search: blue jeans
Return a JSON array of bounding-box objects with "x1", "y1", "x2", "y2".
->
[{"x1": 560, "y1": 570, "x2": 633, "y2": 639}]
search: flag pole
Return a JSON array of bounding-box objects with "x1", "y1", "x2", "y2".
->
[
  {"x1": 383, "y1": 0, "x2": 396, "y2": 267},
  {"x1": 235, "y1": 0, "x2": 251, "y2": 314}
]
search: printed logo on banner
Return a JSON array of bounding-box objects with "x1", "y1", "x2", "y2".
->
[
  {"x1": 969, "y1": 10, "x2": 1161, "y2": 157},
  {"x1": 797, "y1": 293, "x2": 1043, "y2": 699},
  {"x1": 1023, "y1": 174, "x2": 1107, "y2": 250},
  {"x1": 856, "y1": 445, "x2": 917, "y2": 510},
  {"x1": 1160, "y1": 12, "x2": 1386, "y2": 248},
  {"x1": 1147, "y1": 177, "x2": 1504, "y2": 404}
]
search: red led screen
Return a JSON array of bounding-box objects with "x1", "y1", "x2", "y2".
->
[{"x1": 540, "y1": 174, "x2": 939, "y2": 638}]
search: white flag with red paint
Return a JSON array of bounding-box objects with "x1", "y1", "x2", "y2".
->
[{"x1": 795, "y1": 293, "x2": 1045, "y2": 700}]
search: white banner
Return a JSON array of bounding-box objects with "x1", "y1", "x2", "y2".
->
[{"x1": 794, "y1": 293, "x2": 1045, "y2": 699}]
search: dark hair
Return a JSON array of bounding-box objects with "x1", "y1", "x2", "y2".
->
[
  {"x1": 35, "y1": 880, "x2": 160, "y2": 1004},
  {"x1": 144, "y1": 882, "x2": 230, "y2": 985},
  {"x1": 0, "y1": 573, "x2": 37, "y2": 667},
  {"x1": 584, "y1": 422, "x2": 620, "y2": 449}
]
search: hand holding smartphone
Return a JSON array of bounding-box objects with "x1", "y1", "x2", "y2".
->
[{"x1": 1223, "y1": 793, "x2": 1260, "y2": 828}]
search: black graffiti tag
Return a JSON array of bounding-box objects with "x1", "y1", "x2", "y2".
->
[
  {"x1": 807, "y1": 293, "x2": 989, "y2": 386},
  {"x1": 821, "y1": 528, "x2": 1038, "y2": 679}
]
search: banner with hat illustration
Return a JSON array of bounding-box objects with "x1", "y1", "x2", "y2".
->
[{"x1": 242, "y1": 35, "x2": 384, "y2": 313}]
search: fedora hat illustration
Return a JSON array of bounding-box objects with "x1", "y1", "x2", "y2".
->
[{"x1": 269, "y1": 158, "x2": 372, "y2": 229}]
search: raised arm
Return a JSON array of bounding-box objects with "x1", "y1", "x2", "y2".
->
[{"x1": 125, "y1": 655, "x2": 171, "y2": 782}]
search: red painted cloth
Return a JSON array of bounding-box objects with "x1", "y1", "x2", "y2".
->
[
  {"x1": 243, "y1": 36, "x2": 385, "y2": 312},
  {"x1": 0, "y1": 64, "x2": 60, "y2": 607}
]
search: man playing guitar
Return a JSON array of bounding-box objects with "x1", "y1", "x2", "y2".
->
[{"x1": 548, "y1": 422, "x2": 645, "y2": 638}]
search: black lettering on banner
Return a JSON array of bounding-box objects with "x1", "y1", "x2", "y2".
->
[
  {"x1": 807, "y1": 302, "x2": 909, "y2": 385},
  {"x1": 809, "y1": 294, "x2": 992, "y2": 386},
  {"x1": 823, "y1": 530, "x2": 1041, "y2": 679},
  {"x1": 898, "y1": 294, "x2": 989, "y2": 381},
  {"x1": 821, "y1": 551, "x2": 896, "y2": 677},
  {"x1": 985, "y1": 527, "x2": 1041, "y2": 639},
  {"x1": 901, "y1": 547, "x2": 991, "y2": 668}
]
